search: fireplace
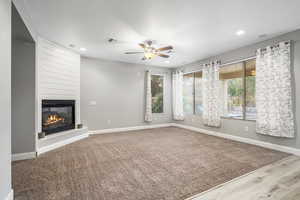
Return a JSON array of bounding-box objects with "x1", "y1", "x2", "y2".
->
[{"x1": 42, "y1": 100, "x2": 75, "y2": 135}]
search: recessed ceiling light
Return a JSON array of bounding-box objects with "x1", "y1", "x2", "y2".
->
[
  {"x1": 236, "y1": 30, "x2": 245, "y2": 36},
  {"x1": 80, "y1": 47, "x2": 87, "y2": 52},
  {"x1": 165, "y1": 60, "x2": 170, "y2": 64}
]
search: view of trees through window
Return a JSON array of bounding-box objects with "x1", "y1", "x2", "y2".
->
[
  {"x1": 220, "y1": 62, "x2": 244, "y2": 119},
  {"x1": 225, "y1": 78, "x2": 244, "y2": 118},
  {"x1": 245, "y1": 59, "x2": 256, "y2": 120},
  {"x1": 182, "y1": 59, "x2": 256, "y2": 120},
  {"x1": 151, "y1": 75, "x2": 164, "y2": 113},
  {"x1": 220, "y1": 59, "x2": 256, "y2": 120}
]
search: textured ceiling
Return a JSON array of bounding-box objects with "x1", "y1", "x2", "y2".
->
[{"x1": 22, "y1": 0, "x2": 300, "y2": 67}]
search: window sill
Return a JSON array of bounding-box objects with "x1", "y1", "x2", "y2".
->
[
  {"x1": 184, "y1": 113, "x2": 202, "y2": 116},
  {"x1": 152, "y1": 113, "x2": 166, "y2": 115},
  {"x1": 183, "y1": 114, "x2": 256, "y2": 122},
  {"x1": 221, "y1": 116, "x2": 256, "y2": 122}
]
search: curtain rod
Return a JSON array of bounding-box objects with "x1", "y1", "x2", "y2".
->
[
  {"x1": 258, "y1": 40, "x2": 290, "y2": 52},
  {"x1": 182, "y1": 40, "x2": 290, "y2": 75},
  {"x1": 219, "y1": 56, "x2": 256, "y2": 67},
  {"x1": 183, "y1": 55, "x2": 256, "y2": 75}
]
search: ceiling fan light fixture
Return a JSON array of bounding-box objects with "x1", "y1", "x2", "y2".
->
[
  {"x1": 125, "y1": 40, "x2": 173, "y2": 60},
  {"x1": 144, "y1": 52, "x2": 155, "y2": 59},
  {"x1": 144, "y1": 47, "x2": 156, "y2": 59}
]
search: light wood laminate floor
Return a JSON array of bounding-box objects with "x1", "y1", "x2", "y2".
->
[{"x1": 188, "y1": 155, "x2": 300, "y2": 200}]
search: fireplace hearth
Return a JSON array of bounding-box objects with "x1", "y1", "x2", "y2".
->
[{"x1": 42, "y1": 100, "x2": 75, "y2": 135}]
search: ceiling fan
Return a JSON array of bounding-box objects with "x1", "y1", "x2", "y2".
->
[{"x1": 125, "y1": 40, "x2": 173, "y2": 60}]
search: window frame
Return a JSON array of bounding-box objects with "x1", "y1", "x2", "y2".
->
[
  {"x1": 150, "y1": 73, "x2": 166, "y2": 114},
  {"x1": 182, "y1": 58, "x2": 256, "y2": 121},
  {"x1": 220, "y1": 59, "x2": 256, "y2": 121},
  {"x1": 183, "y1": 72, "x2": 203, "y2": 116}
]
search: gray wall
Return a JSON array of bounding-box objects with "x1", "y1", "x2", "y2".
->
[
  {"x1": 11, "y1": 39, "x2": 35, "y2": 154},
  {"x1": 0, "y1": 0, "x2": 12, "y2": 198},
  {"x1": 177, "y1": 29, "x2": 300, "y2": 149},
  {"x1": 81, "y1": 58, "x2": 172, "y2": 131}
]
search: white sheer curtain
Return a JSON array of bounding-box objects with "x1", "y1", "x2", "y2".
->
[
  {"x1": 202, "y1": 61, "x2": 221, "y2": 127},
  {"x1": 256, "y1": 41, "x2": 295, "y2": 138},
  {"x1": 145, "y1": 70, "x2": 152, "y2": 122},
  {"x1": 172, "y1": 70, "x2": 184, "y2": 120}
]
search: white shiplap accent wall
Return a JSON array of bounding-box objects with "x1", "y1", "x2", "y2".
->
[{"x1": 36, "y1": 37, "x2": 81, "y2": 133}]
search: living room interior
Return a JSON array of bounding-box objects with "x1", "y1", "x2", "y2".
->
[{"x1": 1, "y1": 0, "x2": 300, "y2": 199}]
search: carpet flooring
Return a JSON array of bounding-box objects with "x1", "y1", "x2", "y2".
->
[{"x1": 12, "y1": 127, "x2": 289, "y2": 200}]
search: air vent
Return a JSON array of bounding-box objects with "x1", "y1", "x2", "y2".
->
[{"x1": 108, "y1": 38, "x2": 117, "y2": 43}]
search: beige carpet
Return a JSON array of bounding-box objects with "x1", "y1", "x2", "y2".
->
[{"x1": 13, "y1": 127, "x2": 289, "y2": 200}]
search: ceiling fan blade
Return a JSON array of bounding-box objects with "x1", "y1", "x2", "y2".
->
[
  {"x1": 139, "y1": 43, "x2": 145, "y2": 48},
  {"x1": 158, "y1": 54, "x2": 169, "y2": 58},
  {"x1": 125, "y1": 52, "x2": 144, "y2": 54},
  {"x1": 157, "y1": 46, "x2": 173, "y2": 51}
]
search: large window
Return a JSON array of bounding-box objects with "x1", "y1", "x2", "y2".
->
[
  {"x1": 220, "y1": 59, "x2": 256, "y2": 120},
  {"x1": 151, "y1": 75, "x2": 164, "y2": 113},
  {"x1": 182, "y1": 59, "x2": 256, "y2": 120},
  {"x1": 245, "y1": 59, "x2": 256, "y2": 120},
  {"x1": 194, "y1": 72, "x2": 203, "y2": 114},
  {"x1": 220, "y1": 62, "x2": 244, "y2": 119},
  {"x1": 183, "y1": 72, "x2": 203, "y2": 114},
  {"x1": 183, "y1": 73, "x2": 194, "y2": 114}
]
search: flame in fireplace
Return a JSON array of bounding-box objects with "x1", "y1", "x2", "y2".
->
[{"x1": 44, "y1": 114, "x2": 65, "y2": 126}]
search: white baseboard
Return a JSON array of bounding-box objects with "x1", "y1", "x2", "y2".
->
[
  {"x1": 37, "y1": 133, "x2": 89, "y2": 155},
  {"x1": 38, "y1": 122, "x2": 300, "y2": 156},
  {"x1": 173, "y1": 123, "x2": 300, "y2": 156},
  {"x1": 12, "y1": 152, "x2": 36, "y2": 161},
  {"x1": 89, "y1": 123, "x2": 173, "y2": 135},
  {"x1": 5, "y1": 189, "x2": 13, "y2": 200}
]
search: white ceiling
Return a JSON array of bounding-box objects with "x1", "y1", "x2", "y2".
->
[{"x1": 23, "y1": 0, "x2": 300, "y2": 67}]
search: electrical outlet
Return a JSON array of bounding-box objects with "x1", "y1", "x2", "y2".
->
[{"x1": 244, "y1": 126, "x2": 249, "y2": 132}]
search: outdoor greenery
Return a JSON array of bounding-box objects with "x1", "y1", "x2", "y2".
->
[
  {"x1": 227, "y1": 78, "x2": 244, "y2": 106},
  {"x1": 246, "y1": 76, "x2": 256, "y2": 107},
  {"x1": 182, "y1": 59, "x2": 256, "y2": 120},
  {"x1": 226, "y1": 76, "x2": 256, "y2": 107},
  {"x1": 225, "y1": 75, "x2": 256, "y2": 119},
  {"x1": 151, "y1": 75, "x2": 164, "y2": 113}
]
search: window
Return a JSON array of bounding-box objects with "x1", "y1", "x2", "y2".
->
[
  {"x1": 220, "y1": 62, "x2": 244, "y2": 119},
  {"x1": 194, "y1": 72, "x2": 203, "y2": 114},
  {"x1": 183, "y1": 73, "x2": 194, "y2": 114},
  {"x1": 151, "y1": 75, "x2": 164, "y2": 113},
  {"x1": 182, "y1": 58, "x2": 256, "y2": 120},
  {"x1": 183, "y1": 72, "x2": 203, "y2": 114},
  {"x1": 245, "y1": 59, "x2": 256, "y2": 120},
  {"x1": 220, "y1": 59, "x2": 256, "y2": 120}
]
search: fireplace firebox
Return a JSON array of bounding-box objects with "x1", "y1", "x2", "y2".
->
[{"x1": 42, "y1": 100, "x2": 75, "y2": 135}]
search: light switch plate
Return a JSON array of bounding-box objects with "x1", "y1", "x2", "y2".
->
[{"x1": 89, "y1": 101, "x2": 97, "y2": 106}]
